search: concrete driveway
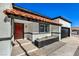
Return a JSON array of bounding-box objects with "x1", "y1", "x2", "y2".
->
[{"x1": 48, "y1": 35, "x2": 79, "y2": 56}]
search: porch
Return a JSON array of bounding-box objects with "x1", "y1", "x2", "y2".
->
[{"x1": 14, "y1": 18, "x2": 60, "y2": 47}]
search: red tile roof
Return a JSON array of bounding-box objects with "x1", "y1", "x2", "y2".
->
[{"x1": 4, "y1": 9, "x2": 61, "y2": 25}]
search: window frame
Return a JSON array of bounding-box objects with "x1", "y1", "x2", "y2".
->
[{"x1": 39, "y1": 23, "x2": 50, "y2": 33}]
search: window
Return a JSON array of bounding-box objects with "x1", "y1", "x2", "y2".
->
[{"x1": 39, "y1": 23, "x2": 49, "y2": 33}]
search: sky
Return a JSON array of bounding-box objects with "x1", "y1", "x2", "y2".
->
[{"x1": 15, "y1": 3, "x2": 79, "y2": 27}]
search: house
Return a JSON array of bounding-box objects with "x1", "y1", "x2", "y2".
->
[
  {"x1": 71, "y1": 27, "x2": 79, "y2": 35},
  {"x1": 0, "y1": 3, "x2": 72, "y2": 56}
]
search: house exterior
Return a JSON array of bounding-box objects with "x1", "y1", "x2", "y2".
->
[
  {"x1": 71, "y1": 27, "x2": 79, "y2": 35},
  {"x1": 0, "y1": 3, "x2": 72, "y2": 56},
  {"x1": 0, "y1": 3, "x2": 13, "y2": 56}
]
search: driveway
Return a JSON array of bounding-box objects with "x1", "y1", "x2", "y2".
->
[{"x1": 48, "y1": 35, "x2": 79, "y2": 56}]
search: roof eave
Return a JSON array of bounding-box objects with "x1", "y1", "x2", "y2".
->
[{"x1": 53, "y1": 16, "x2": 72, "y2": 23}]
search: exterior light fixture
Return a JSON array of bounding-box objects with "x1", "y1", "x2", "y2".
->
[{"x1": 4, "y1": 16, "x2": 11, "y2": 22}]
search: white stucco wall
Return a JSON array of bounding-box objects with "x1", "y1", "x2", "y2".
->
[
  {"x1": 0, "y1": 3, "x2": 12, "y2": 38},
  {"x1": 54, "y1": 18, "x2": 71, "y2": 28},
  {"x1": 58, "y1": 18, "x2": 71, "y2": 28},
  {"x1": 0, "y1": 40, "x2": 12, "y2": 56},
  {"x1": 24, "y1": 23, "x2": 33, "y2": 41},
  {"x1": 0, "y1": 3, "x2": 13, "y2": 56}
]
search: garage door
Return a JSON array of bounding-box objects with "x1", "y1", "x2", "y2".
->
[{"x1": 61, "y1": 27, "x2": 70, "y2": 38}]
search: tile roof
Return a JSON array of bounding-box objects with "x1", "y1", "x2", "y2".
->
[{"x1": 3, "y1": 9, "x2": 61, "y2": 25}]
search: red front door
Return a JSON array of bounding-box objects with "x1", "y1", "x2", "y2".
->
[{"x1": 14, "y1": 23, "x2": 24, "y2": 40}]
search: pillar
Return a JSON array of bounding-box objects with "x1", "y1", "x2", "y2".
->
[{"x1": 59, "y1": 26, "x2": 61, "y2": 41}]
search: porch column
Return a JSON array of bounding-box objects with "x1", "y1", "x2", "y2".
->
[
  {"x1": 59, "y1": 26, "x2": 61, "y2": 41},
  {"x1": 50, "y1": 24, "x2": 51, "y2": 35},
  {"x1": 70, "y1": 27, "x2": 72, "y2": 37}
]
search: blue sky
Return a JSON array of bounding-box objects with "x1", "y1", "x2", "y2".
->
[{"x1": 15, "y1": 3, "x2": 79, "y2": 27}]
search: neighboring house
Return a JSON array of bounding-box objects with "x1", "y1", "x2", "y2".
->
[
  {"x1": 71, "y1": 27, "x2": 79, "y2": 35},
  {"x1": 0, "y1": 3, "x2": 72, "y2": 55}
]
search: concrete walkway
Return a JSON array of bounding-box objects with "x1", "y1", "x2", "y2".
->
[
  {"x1": 11, "y1": 35, "x2": 79, "y2": 56},
  {"x1": 48, "y1": 35, "x2": 79, "y2": 56},
  {"x1": 11, "y1": 39, "x2": 38, "y2": 56}
]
